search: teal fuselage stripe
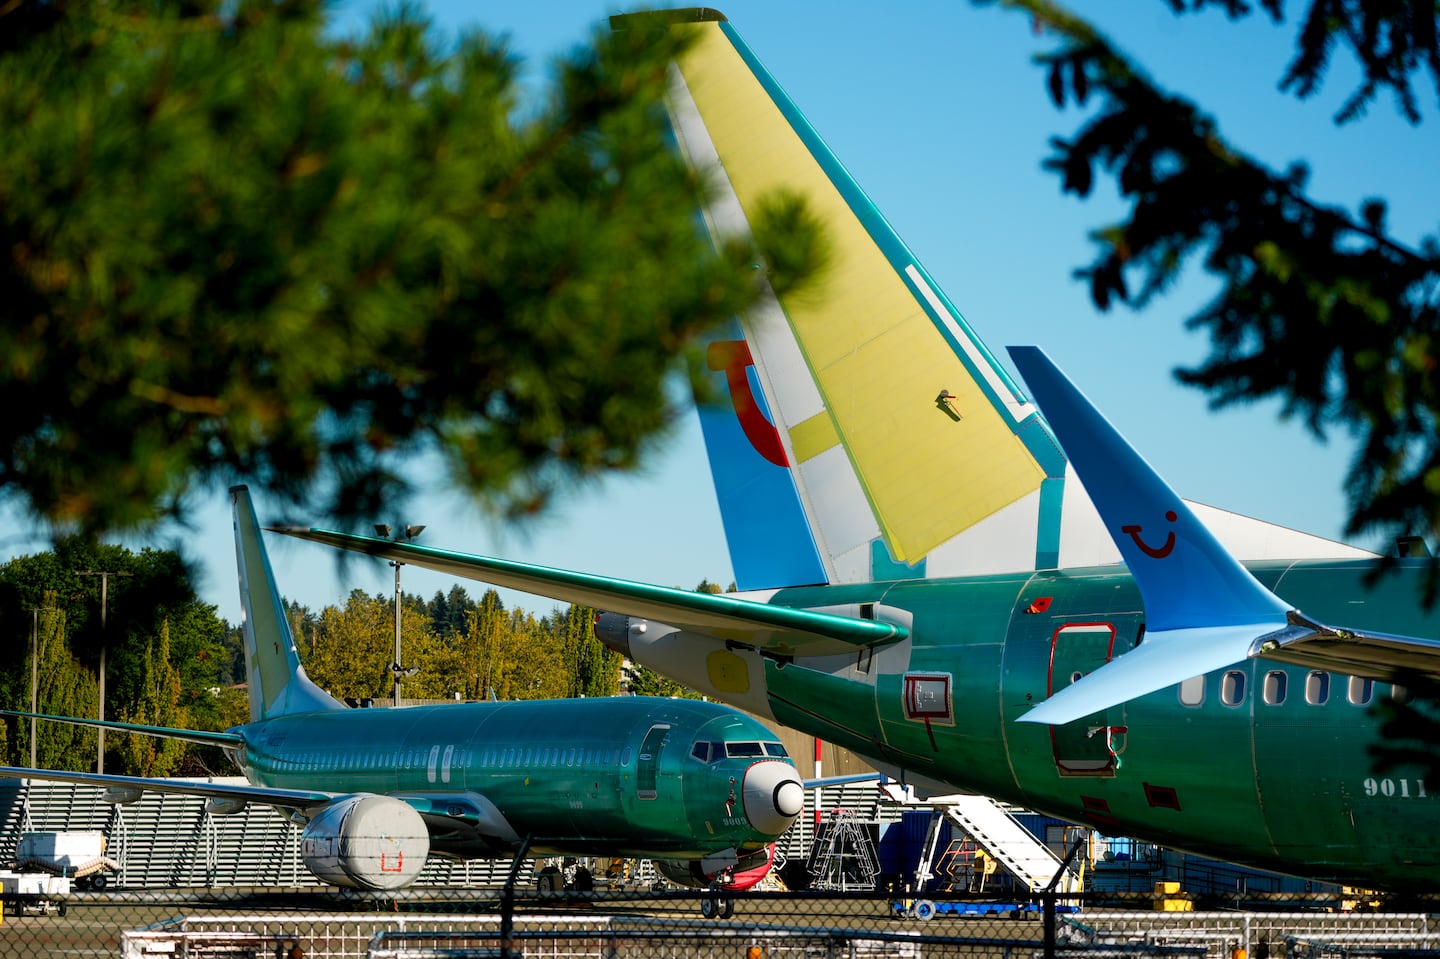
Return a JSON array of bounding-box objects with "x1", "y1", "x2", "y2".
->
[{"x1": 1036, "y1": 476, "x2": 1064, "y2": 570}]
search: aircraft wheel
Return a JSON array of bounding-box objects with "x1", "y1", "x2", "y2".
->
[
  {"x1": 572, "y1": 867, "x2": 594, "y2": 892},
  {"x1": 700, "y1": 895, "x2": 719, "y2": 919},
  {"x1": 536, "y1": 872, "x2": 559, "y2": 894},
  {"x1": 719, "y1": 897, "x2": 735, "y2": 919},
  {"x1": 90, "y1": 875, "x2": 108, "y2": 892},
  {"x1": 913, "y1": 899, "x2": 937, "y2": 922}
]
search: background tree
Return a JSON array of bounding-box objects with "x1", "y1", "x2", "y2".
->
[
  {"x1": 307, "y1": 590, "x2": 409, "y2": 701},
  {"x1": 0, "y1": 0, "x2": 823, "y2": 545},
  {"x1": 120, "y1": 620, "x2": 187, "y2": 777},
  {"x1": 0, "y1": 544, "x2": 225, "y2": 773},
  {"x1": 559, "y1": 603, "x2": 621, "y2": 699},
  {"x1": 993, "y1": 0, "x2": 1440, "y2": 594},
  {"x1": 25, "y1": 596, "x2": 100, "y2": 771}
]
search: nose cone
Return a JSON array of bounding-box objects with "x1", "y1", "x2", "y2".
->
[{"x1": 742, "y1": 761, "x2": 804, "y2": 837}]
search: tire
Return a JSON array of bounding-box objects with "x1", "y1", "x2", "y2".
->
[
  {"x1": 700, "y1": 896, "x2": 718, "y2": 919},
  {"x1": 719, "y1": 897, "x2": 735, "y2": 919},
  {"x1": 536, "y1": 872, "x2": 558, "y2": 894},
  {"x1": 89, "y1": 875, "x2": 108, "y2": 892},
  {"x1": 913, "y1": 899, "x2": 937, "y2": 922}
]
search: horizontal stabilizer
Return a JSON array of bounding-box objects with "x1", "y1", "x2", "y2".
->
[
  {"x1": 0, "y1": 710, "x2": 243, "y2": 748},
  {"x1": 273, "y1": 527, "x2": 908, "y2": 656},
  {"x1": 1020, "y1": 624, "x2": 1280, "y2": 725}
]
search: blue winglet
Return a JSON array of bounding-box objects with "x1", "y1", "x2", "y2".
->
[{"x1": 1006, "y1": 347, "x2": 1292, "y2": 725}]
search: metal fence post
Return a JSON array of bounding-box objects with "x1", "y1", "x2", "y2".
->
[{"x1": 499, "y1": 837, "x2": 531, "y2": 959}]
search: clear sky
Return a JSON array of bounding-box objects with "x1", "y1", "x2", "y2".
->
[{"x1": 6, "y1": 1, "x2": 1436, "y2": 624}]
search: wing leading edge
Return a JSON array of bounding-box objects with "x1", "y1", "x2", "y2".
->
[
  {"x1": 0, "y1": 710, "x2": 244, "y2": 749},
  {"x1": 0, "y1": 765, "x2": 334, "y2": 811},
  {"x1": 271, "y1": 527, "x2": 908, "y2": 657}
]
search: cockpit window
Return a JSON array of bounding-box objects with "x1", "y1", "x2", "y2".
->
[
  {"x1": 764, "y1": 742, "x2": 788, "y2": 757},
  {"x1": 725, "y1": 741, "x2": 765, "y2": 758},
  {"x1": 691, "y1": 742, "x2": 711, "y2": 763}
]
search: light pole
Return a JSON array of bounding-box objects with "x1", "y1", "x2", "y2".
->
[
  {"x1": 79, "y1": 569, "x2": 131, "y2": 774},
  {"x1": 374, "y1": 524, "x2": 424, "y2": 706}
]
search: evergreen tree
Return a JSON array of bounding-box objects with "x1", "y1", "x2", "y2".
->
[
  {"x1": 0, "y1": 0, "x2": 823, "y2": 544},
  {"x1": 1000, "y1": 0, "x2": 1440, "y2": 595}
]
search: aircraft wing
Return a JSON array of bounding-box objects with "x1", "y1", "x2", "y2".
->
[
  {"x1": 0, "y1": 765, "x2": 334, "y2": 811},
  {"x1": 1248, "y1": 613, "x2": 1440, "y2": 683},
  {"x1": 272, "y1": 527, "x2": 909, "y2": 656},
  {"x1": 0, "y1": 710, "x2": 244, "y2": 749}
]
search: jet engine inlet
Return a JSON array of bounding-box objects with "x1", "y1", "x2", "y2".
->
[{"x1": 742, "y1": 760, "x2": 804, "y2": 836}]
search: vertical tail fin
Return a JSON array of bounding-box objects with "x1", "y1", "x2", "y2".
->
[
  {"x1": 618, "y1": 11, "x2": 1372, "y2": 590},
  {"x1": 231, "y1": 486, "x2": 344, "y2": 721},
  {"x1": 617, "y1": 11, "x2": 1066, "y2": 590}
]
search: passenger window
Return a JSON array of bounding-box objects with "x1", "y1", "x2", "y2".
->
[
  {"x1": 1178, "y1": 675, "x2": 1205, "y2": 707},
  {"x1": 1305, "y1": 671, "x2": 1330, "y2": 705},
  {"x1": 1348, "y1": 676, "x2": 1374, "y2": 706},
  {"x1": 620, "y1": 747, "x2": 632, "y2": 766},
  {"x1": 1262, "y1": 670, "x2": 1287, "y2": 705},
  {"x1": 1220, "y1": 670, "x2": 1246, "y2": 706}
]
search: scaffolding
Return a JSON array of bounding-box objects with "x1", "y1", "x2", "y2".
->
[{"x1": 806, "y1": 808, "x2": 881, "y2": 891}]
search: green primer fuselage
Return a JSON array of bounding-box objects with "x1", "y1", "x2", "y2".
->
[
  {"x1": 234, "y1": 696, "x2": 790, "y2": 859},
  {"x1": 736, "y1": 558, "x2": 1440, "y2": 887}
]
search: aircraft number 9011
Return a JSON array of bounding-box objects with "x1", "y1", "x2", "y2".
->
[{"x1": 1362, "y1": 777, "x2": 1429, "y2": 799}]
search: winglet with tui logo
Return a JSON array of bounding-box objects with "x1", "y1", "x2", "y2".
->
[{"x1": 1006, "y1": 347, "x2": 1293, "y2": 725}]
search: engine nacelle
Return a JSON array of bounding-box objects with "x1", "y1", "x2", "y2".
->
[
  {"x1": 300, "y1": 794, "x2": 430, "y2": 890},
  {"x1": 654, "y1": 844, "x2": 775, "y2": 891}
]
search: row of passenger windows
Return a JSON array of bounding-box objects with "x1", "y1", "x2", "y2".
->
[
  {"x1": 267, "y1": 744, "x2": 634, "y2": 774},
  {"x1": 690, "y1": 740, "x2": 789, "y2": 763},
  {"x1": 1178, "y1": 670, "x2": 1404, "y2": 708},
  {"x1": 481, "y1": 745, "x2": 633, "y2": 769}
]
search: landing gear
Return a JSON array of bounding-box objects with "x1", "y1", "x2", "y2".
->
[
  {"x1": 535, "y1": 868, "x2": 561, "y2": 893},
  {"x1": 699, "y1": 882, "x2": 735, "y2": 919}
]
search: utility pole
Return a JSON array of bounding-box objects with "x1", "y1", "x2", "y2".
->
[
  {"x1": 23, "y1": 605, "x2": 56, "y2": 769},
  {"x1": 79, "y1": 569, "x2": 131, "y2": 774},
  {"x1": 374, "y1": 524, "x2": 425, "y2": 706}
]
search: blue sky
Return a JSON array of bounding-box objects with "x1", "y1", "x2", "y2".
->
[{"x1": 7, "y1": 2, "x2": 1437, "y2": 624}]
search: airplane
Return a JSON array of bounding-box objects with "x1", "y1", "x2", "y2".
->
[
  {"x1": 271, "y1": 8, "x2": 1440, "y2": 890},
  {"x1": 0, "y1": 485, "x2": 805, "y2": 910}
]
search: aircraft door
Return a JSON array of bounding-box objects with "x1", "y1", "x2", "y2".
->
[
  {"x1": 1048, "y1": 621, "x2": 1134, "y2": 776},
  {"x1": 636, "y1": 724, "x2": 670, "y2": 800}
]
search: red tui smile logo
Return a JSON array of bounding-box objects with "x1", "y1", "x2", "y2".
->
[{"x1": 1121, "y1": 510, "x2": 1179, "y2": 559}]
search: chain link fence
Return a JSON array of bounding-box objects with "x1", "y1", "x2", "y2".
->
[{"x1": 1, "y1": 884, "x2": 1436, "y2": 959}]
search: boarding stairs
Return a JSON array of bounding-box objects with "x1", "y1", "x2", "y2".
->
[{"x1": 906, "y1": 793, "x2": 1082, "y2": 894}]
